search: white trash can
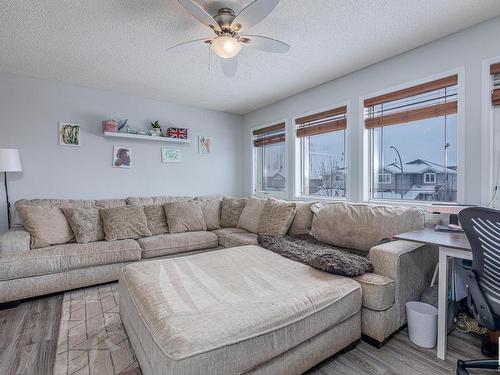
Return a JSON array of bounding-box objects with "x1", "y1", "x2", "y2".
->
[{"x1": 406, "y1": 301, "x2": 438, "y2": 348}]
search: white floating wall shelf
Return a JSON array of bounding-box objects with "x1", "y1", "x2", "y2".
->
[{"x1": 103, "y1": 132, "x2": 190, "y2": 144}]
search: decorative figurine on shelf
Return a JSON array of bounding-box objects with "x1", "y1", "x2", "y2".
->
[
  {"x1": 118, "y1": 119, "x2": 128, "y2": 132},
  {"x1": 151, "y1": 121, "x2": 162, "y2": 136}
]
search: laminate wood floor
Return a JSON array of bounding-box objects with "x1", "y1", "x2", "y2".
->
[{"x1": 0, "y1": 289, "x2": 497, "y2": 375}]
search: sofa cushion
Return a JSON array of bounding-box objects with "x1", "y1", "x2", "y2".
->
[
  {"x1": 95, "y1": 199, "x2": 127, "y2": 208},
  {"x1": 237, "y1": 197, "x2": 267, "y2": 233},
  {"x1": 164, "y1": 201, "x2": 207, "y2": 233},
  {"x1": 220, "y1": 198, "x2": 248, "y2": 228},
  {"x1": 16, "y1": 206, "x2": 75, "y2": 249},
  {"x1": 144, "y1": 205, "x2": 169, "y2": 235},
  {"x1": 257, "y1": 199, "x2": 296, "y2": 235},
  {"x1": 119, "y1": 245, "x2": 361, "y2": 375},
  {"x1": 211, "y1": 227, "x2": 247, "y2": 247},
  {"x1": 310, "y1": 203, "x2": 424, "y2": 252},
  {"x1": 288, "y1": 201, "x2": 315, "y2": 236},
  {"x1": 354, "y1": 273, "x2": 395, "y2": 311},
  {"x1": 224, "y1": 232, "x2": 258, "y2": 248},
  {"x1": 0, "y1": 239, "x2": 141, "y2": 281},
  {"x1": 126, "y1": 196, "x2": 192, "y2": 206},
  {"x1": 62, "y1": 207, "x2": 105, "y2": 244},
  {"x1": 197, "y1": 198, "x2": 222, "y2": 230},
  {"x1": 100, "y1": 206, "x2": 151, "y2": 241},
  {"x1": 138, "y1": 231, "x2": 218, "y2": 258}
]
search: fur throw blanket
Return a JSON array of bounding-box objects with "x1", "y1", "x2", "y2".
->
[{"x1": 257, "y1": 235, "x2": 373, "y2": 277}]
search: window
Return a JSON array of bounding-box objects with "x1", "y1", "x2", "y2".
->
[
  {"x1": 492, "y1": 63, "x2": 500, "y2": 107},
  {"x1": 296, "y1": 106, "x2": 347, "y2": 198},
  {"x1": 424, "y1": 173, "x2": 436, "y2": 184},
  {"x1": 365, "y1": 75, "x2": 458, "y2": 202},
  {"x1": 378, "y1": 173, "x2": 391, "y2": 184},
  {"x1": 253, "y1": 123, "x2": 286, "y2": 194}
]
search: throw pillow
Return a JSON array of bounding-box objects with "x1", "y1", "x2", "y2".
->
[
  {"x1": 196, "y1": 198, "x2": 222, "y2": 230},
  {"x1": 62, "y1": 207, "x2": 104, "y2": 244},
  {"x1": 100, "y1": 206, "x2": 151, "y2": 241},
  {"x1": 237, "y1": 197, "x2": 268, "y2": 233},
  {"x1": 144, "y1": 205, "x2": 169, "y2": 235},
  {"x1": 288, "y1": 201, "x2": 315, "y2": 236},
  {"x1": 257, "y1": 199, "x2": 297, "y2": 235},
  {"x1": 220, "y1": 197, "x2": 248, "y2": 228},
  {"x1": 17, "y1": 206, "x2": 75, "y2": 249},
  {"x1": 164, "y1": 201, "x2": 207, "y2": 233}
]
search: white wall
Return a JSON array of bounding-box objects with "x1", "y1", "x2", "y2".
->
[
  {"x1": 243, "y1": 17, "x2": 500, "y2": 205},
  {"x1": 0, "y1": 73, "x2": 244, "y2": 232}
]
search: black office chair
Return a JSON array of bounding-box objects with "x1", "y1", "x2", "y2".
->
[{"x1": 456, "y1": 207, "x2": 500, "y2": 375}]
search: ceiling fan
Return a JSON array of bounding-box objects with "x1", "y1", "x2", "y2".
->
[{"x1": 167, "y1": 0, "x2": 290, "y2": 76}]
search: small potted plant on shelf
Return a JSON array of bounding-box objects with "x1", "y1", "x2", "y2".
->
[{"x1": 151, "y1": 121, "x2": 161, "y2": 136}]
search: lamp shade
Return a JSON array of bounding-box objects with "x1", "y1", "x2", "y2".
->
[{"x1": 0, "y1": 149, "x2": 22, "y2": 172}]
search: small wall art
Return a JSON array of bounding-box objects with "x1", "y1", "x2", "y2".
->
[
  {"x1": 113, "y1": 146, "x2": 131, "y2": 168},
  {"x1": 198, "y1": 136, "x2": 212, "y2": 154},
  {"x1": 161, "y1": 148, "x2": 181, "y2": 163},
  {"x1": 59, "y1": 123, "x2": 81, "y2": 147}
]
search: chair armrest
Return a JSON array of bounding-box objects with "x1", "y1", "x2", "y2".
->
[
  {"x1": 0, "y1": 228, "x2": 31, "y2": 256},
  {"x1": 368, "y1": 240, "x2": 438, "y2": 325}
]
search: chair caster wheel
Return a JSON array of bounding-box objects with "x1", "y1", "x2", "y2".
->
[{"x1": 456, "y1": 360, "x2": 469, "y2": 375}]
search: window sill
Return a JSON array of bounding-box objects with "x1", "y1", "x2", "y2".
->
[
  {"x1": 294, "y1": 195, "x2": 347, "y2": 202},
  {"x1": 366, "y1": 199, "x2": 458, "y2": 208}
]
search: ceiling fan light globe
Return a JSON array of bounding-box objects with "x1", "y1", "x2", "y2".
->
[{"x1": 210, "y1": 36, "x2": 242, "y2": 59}]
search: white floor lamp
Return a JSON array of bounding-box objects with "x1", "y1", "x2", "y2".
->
[{"x1": 0, "y1": 149, "x2": 22, "y2": 229}]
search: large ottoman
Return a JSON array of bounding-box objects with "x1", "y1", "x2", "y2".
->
[{"x1": 119, "y1": 245, "x2": 362, "y2": 375}]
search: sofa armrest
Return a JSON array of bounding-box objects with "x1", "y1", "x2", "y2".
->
[
  {"x1": 0, "y1": 228, "x2": 31, "y2": 256},
  {"x1": 368, "y1": 240, "x2": 438, "y2": 326}
]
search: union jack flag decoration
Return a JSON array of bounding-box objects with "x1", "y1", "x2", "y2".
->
[{"x1": 167, "y1": 127, "x2": 188, "y2": 139}]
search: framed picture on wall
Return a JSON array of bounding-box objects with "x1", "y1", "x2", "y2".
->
[
  {"x1": 198, "y1": 136, "x2": 212, "y2": 154},
  {"x1": 161, "y1": 148, "x2": 181, "y2": 163},
  {"x1": 113, "y1": 146, "x2": 131, "y2": 168},
  {"x1": 59, "y1": 123, "x2": 81, "y2": 147}
]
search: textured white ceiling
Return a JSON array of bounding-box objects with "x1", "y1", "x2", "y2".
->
[{"x1": 1, "y1": 0, "x2": 500, "y2": 114}]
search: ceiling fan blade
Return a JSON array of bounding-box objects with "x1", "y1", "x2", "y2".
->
[
  {"x1": 177, "y1": 0, "x2": 221, "y2": 32},
  {"x1": 221, "y1": 57, "x2": 238, "y2": 77},
  {"x1": 231, "y1": 0, "x2": 279, "y2": 32},
  {"x1": 166, "y1": 37, "x2": 212, "y2": 52},
  {"x1": 240, "y1": 35, "x2": 289, "y2": 53}
]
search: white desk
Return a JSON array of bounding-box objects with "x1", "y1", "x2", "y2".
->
[{"x1": 395, "y1": 228, "x2": 472, "y2": 360}]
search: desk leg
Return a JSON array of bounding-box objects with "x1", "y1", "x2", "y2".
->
[{"x1": 437, "y1": 247, "x2": 448, "y2": 360}]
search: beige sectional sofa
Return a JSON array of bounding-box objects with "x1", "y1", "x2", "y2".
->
[{"x1": 0, "y1": 195, "x2": 438, "y2": 348}]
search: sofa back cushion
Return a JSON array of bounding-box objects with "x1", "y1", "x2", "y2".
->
[
  {"x1": 62, "y1": 207, "x2": 105, "y2": 244},
  {"x1": 310, "y1": 203, "x2": 424, "y2": 252},
  {"x1": 196, "y1": 198, "x2": 222, "y2": 230},
  {"x1": 288, "y1": 201, "x2": 315, "y2": 236},
  {"x1": 144, "y1": 205, "x2": 169, "y2": 235},
  {"x1": 164, "y1": 201, "x2": 207, "y2": 233},
  {"x1": 100, "y1": 206, "x2": 151, "y2": 241},
  {"x1": 258, "y1": 199, "x2": 296, "y2": 235},
  {"x1": 220, "y1": 198, "x2": 248, "y2": 228},
  {"x1": 126, "y1": 196, "x2": 192, "y2": 206},
  {"x1": 17, "y1": 206, "x2": 75, "y2": 249},
  {"x1": 237, "y1": 197, "x2": 268, "y2": 233}
]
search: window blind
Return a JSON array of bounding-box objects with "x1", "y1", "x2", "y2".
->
[
  {"x1": 253, "y1": 123, "x2": 286, "y2": 147},
  {"x1": 364, "y1": 75, "x2": 458, "y2": 129},
  {"x1": 295, "y1": 106, "x2": 347, "y2": 138},
  {"x1": 491, "y1": 63, "x2": 500, "y2": 107}
]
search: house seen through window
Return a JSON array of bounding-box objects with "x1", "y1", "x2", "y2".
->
[
  {"x1": 253, "y1": 123, "x2": 286, "y2": 193},
  {"x1": 365, "y1": 75, "x2": 458, "y2": 202}
]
